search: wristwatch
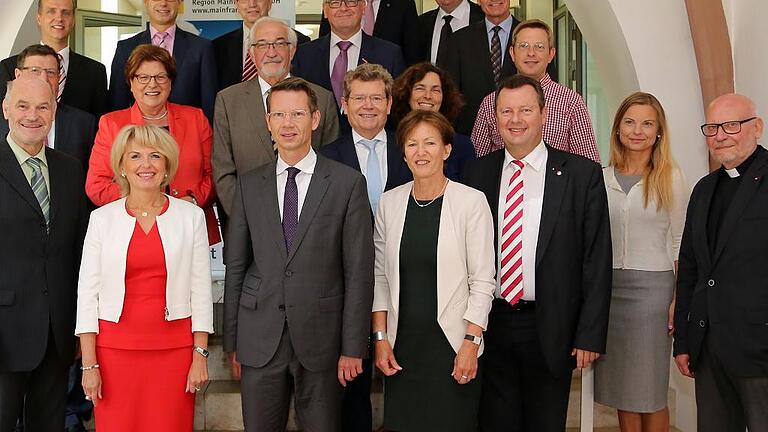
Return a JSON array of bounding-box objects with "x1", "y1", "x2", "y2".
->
[
  {"x1": 193, "y1": 346, "x2": 210, "y2": 358},
  {"x1": 464, "y1": 334, "x2": 482, "y2": 345}
]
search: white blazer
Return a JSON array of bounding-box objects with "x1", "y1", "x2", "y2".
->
[
  {"x1": 373, "y1": 180, "x2": 496, "y2": 355},
  {"x1": 75, "y1": 196, "x2": 214, "y2": 335}
]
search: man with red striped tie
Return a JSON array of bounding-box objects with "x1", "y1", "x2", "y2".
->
[{"x1": 461, "y1": 74, "x2": 612, "y2": 432}]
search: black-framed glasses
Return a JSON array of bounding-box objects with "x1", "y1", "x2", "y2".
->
[
  {"x1": 251, "y1": 40, "x2": 292, "y2": 51},
  {"x1": 700, "y1": 117, "x2": 757, "y2": 137},
  {"x1": 18, "y1": 66, "x2": 59, "y2": 79},
  {"x1": 325, "y1": 0, "x2": 361, "y2": 8},
  {"x1": 133, "y1": 74, "x2": 170, "y2": 84}
]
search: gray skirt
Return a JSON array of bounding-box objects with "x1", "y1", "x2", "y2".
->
[{"x1": 594, "y1": 269, "x2": 675, "y2": 413}]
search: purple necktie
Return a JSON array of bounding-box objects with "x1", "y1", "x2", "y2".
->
[
  {"x1": 331, "y1": 41, "x2": 352, "y2": 106},
  {"x1": 363, "y1": 0, "x2": 375, "y2": 35},
  {"x1": 282, "y1": 167, "x2": 300, "y2": 251}
]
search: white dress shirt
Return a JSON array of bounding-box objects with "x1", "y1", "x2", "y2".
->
[
  {"x1": 603, "y1": 166, "x2": 689, "y2": 271},
  {"x1": 430, "y1": 0, "x2": 471, "y2": 63},
  {"x1": 496, "y1": 142, "x2": 547, "y2": 300},
  {"x1": 485, "y1": 16, "x2": 515, "y2": 66},
  {"x1": 276, "y1": 148, "x2": 317, "y2": 221},
  {"x1": 47, "y1": 120, "x2": 56, "y2": 150},
  {"x1": 329, "y1": 30, "x2": 363, "y2": 76},
  {"x1": 242, "y1": 22, "x2": 251, "y2": 67},
  {"x1": 352, "y1": 128, "x2": 388, "y2": 191}
]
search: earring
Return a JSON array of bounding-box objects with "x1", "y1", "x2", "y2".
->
[
  {"x1": 120, "y1": 172, "x2": 126, "y2": 178},
  {"x1": 164, "y1": 173, "x2": 168, "y2": 178},
  {"x1": 657, "y1": 135, "x2": 661, "y2": 138}
]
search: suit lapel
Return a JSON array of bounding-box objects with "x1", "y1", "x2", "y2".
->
[
  {"x1": 384, "y1": 130, "x2": 405, "y2": 190},
  {"x1": 61, "y1": 53, "x2": 82, "y2": 102},
  {"x1": 486, "y1": 150, "x2": 505, "y2": 236},
  {"x1": 166, "y1": 104, "x2": 187, "y2": 152},
  {"x1": 244, "y1": 79, "x2": 275, "y2": 157},
  {"x1": 259, "y1": 168, "x2": 288, "y2": 262},
  {"x1": 692, "y1": 175, "x2": 716, "y2": 270},
  {"x1": 173, "y1": 29, "x2": 189, "y2": 72},
  {"x1": 53, "y1": 108, "x2": 70, "y2": 155},
  {"x1": 338, "y1": 136, "x2": 363, "y2": 172},
  {"x1": 287, "y1": 157, "x2": 331, "y2": 263},
  {"x1": 0, "y1": 139, "x2": 46, "y2": 221},
  {"x1": 45, "y1": 148, "x2": 62, "y2": 224},
  {"x1": 472, "y1": 23, "x2": 494, "y2": 84},
  {"x1": 317, "y1": 37, "x2": 333, "y2": 90},
  {"x1": 535, "y1": 148, "x2": 567, "y2": 266}
]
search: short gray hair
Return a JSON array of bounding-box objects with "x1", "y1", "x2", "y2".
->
[{"x1": 249, "y1": 16, "x2": 298, "y2": 47}]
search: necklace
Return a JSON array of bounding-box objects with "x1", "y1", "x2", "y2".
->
[
  {"x1": 411, "y1": 178, "x2": 449, "y2": 208},
  {"x1": 140, "y1": 109, "x2": 168, "y2": 121},
  {"x1": 127, "y1": 197, "x2": 165, "y2": 218}
]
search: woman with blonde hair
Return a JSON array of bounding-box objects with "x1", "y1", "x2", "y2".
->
[
  {"x1": 594, "y1": 92, "x2": 689, "y2": 432},
  {"x1": 77, "y1": 125, "x2": 213, "y2": 431}
]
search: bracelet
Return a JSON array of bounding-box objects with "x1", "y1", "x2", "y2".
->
[
  {"x1": 372, "y1": 331, "x2": 387, "y2": 342},
  {"x1": 80, "y1": 364, "x2": 100, "y2": 371}
]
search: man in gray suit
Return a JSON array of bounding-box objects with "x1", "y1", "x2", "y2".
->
[
  {"x1": 223, "y1": 77, "x2": 374, "y2": 432},
  {"x1": 212, "y1": 16, "x2": 340, "y2": 218}
]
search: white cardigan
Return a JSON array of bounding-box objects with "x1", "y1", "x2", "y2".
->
[
  {"x1": 373, "y1": 180, "x2": 496, "y2": 355},
  {"x1": 75, "y1": 196, "x2": 214, "y2": 335}
]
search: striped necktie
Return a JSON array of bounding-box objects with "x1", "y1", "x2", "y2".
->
[
  {"x1": 499, "y1": 159, "x2": 524, "y2": 305},
  {"x1": 242, "y1": 51, "x2": 258, "y2": 82},
  {"x1": 57, "y1": 53, "x2": 66, "y2": 102},
  {"x1": 490, "y1": 26, "x2": 502, "y2": 85},
  {"x1": 153, "y1": 31, "x2": 169, "y2": 51},
  {"x1": 26, "y1": 157, "x2": 50, "y2": 227}
]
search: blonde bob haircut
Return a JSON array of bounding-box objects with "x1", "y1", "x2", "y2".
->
[
  {"x1": 110, "y1": 124, "x2": 179, "y2": 196},
  {"x1": 609, "y1": 92, "x2": 677, "y2": 211}
]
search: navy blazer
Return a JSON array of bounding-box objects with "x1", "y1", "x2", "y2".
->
[
  {"x1": 108, "y1": 26, "x2": 217, "y2": 122},
  {"x1": 446, "y1": 133, "x2": 476, "y2": 182},
  {"x1": 320, "y1": 130, "x2": 412, "y2": 194},
  {"x1": 292, "y1": 33, "x2": 406, "y2": 96}
]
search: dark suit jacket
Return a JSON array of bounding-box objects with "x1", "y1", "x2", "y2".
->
[
  {"x1": 108, "y1": 26, "x2": 217, "y2": 122},
  {"x1": 292, "y1": 33, "x2": 406, "y2": 95},
  {"x1": 0, "y1": 139, "x2": 89, "y2": 372},
  {"x1": 0, "y1": 104, "x2": 96, "y2": 171},
  {"x1": 674, "y1": 147, "x2": 768, "y2": 377},
  {"x1": 417, "y1": 1, "x2": 485, "y2": 63},
  {"x1": 461, "y1": 146, "x2": 612, "y2": 376},
  {"x1": 439, "y1": 19, "x2": 519, "y2": 134},
  {"x1": 223, "y1": 155, "x2": 374, "y2": 371},
  {"x1": 320, "y1": 0, "x2": 420, "y2": 65},
  {"x1": 0, "y1": 51, "x2": 108, "y2": 120},
  {"x1": 319, "y1": 130, "x2": 412, "y2": 193},
  {"x1": 212, "y1": 26, "x2": 311, "y2": 92}
]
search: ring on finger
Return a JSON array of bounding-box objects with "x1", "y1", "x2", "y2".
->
[
  {"x1": 85, "y1": 395, "x2": 91, "y2": 401},
  {"x1": 194, "y1": 386, "x2": 201, "y2": 391},
  {"x1": 461, "y1": 375, "x2": 468, "y2": 379}
]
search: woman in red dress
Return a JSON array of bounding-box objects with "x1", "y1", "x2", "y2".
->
[{"x1": 76, "y1": 125, "x2": 214, "y2": 431}]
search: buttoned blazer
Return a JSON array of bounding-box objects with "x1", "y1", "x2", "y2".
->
[
  {"x1": 212, "y1": 26, "x2": 311, "y2": 92},
  {"x1": 212, "y1": 78, "x2": 340, "y2": 216},
  {"x1": 75, "y1": 196, "x2": 213, "y2": 335},
  {"x1": 85, "y1": 102, "x2": 220, "y2": 244},
  {"x1": 108, "y1": 27, "x2": 217, "y2": 122},
  {"x1": 372, "y1": 180, "x2": 496, "y2": 354},
  {"x1": 0, "y1": 51, "x2": 108, "y2": 120},
  {"x1": 674, "y1": 147, "x2": 768, "y2": 377},
  {"x1": 461, "y1": 146, "x2": 612, "y2": 376},
  {"x1": 223, "y1": 155, "x2": 374, "y2": 372},
  {"x1": 0, "y1": 139, "x2": 89, "y2": 372},
  {"x1": 417, "y1": 1, "x2": 485, "y2": 63},
  {"x1": 320, "y1": 0, "x2": 421, "y2": 65}
]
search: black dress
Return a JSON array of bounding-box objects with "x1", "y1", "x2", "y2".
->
[{"x1": 383, "y1": 196, "x2": 481, "y2": 431}]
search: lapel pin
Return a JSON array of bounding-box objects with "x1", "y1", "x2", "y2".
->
[
  {"x1": 556, "y1": 170, "x2": 562, "y2": 176},
  {"x1": 755, "y1": 176, "x2": 760, "y2": 181}
]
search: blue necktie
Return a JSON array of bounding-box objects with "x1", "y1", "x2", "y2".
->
[
  {"x1": 361, "y1": 139, "x2": 382, "y2": 211},
  {"x1": 282, "y1": 167, "x2": 300, "y2": 251}
]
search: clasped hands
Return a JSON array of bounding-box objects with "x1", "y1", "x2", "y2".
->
[{"x1": 374, "y1": 339, "x2": 479, "y2": 384}]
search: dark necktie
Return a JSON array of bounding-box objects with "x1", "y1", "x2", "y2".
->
[
  {"x1": 437, "y1": 15, "x2": 454, "y2": 63},
  {"x1": 282, "y1": 167, "x2": 300, "y2": 251},
  {"x1": 490, "y1": 26, "x2": 502, "y2": 85}
]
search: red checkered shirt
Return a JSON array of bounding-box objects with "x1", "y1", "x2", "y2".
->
[{"x1": 471, "y1": 74, "x2": 601, "y2": 162}]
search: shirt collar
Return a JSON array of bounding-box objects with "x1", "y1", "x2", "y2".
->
[
  {"x1": 437, "y1": 0, "x2": 470, "y2": 21},
  {"x1": 485, "y1": 15, "x2": 515, "y2": 36},
  {"x1": 540, "y1": 73, "x2": 553, "y2": 87},
  {"x1": 330, "y1": 29, "x2": 363, "y2": 49},
  {"x1": 258, "y1": 75, "x2": 272, "y2": 96},
  {"x1": 6, "y1": 133, "x2": 48, "y2": 168},
  {"x1": 150, "y1": 24, "x2": 177, "y2": 39},
  {"x1": 723, "y1": 145, "x2": 761, "y2": 178},
  {"x1": 352, "y1": 129, "x2": 387, "y2": 147},
  {"x1": 276, "y1": 147, "x2": 317, "y2": 175},
  {"x1": 504, "y1": 140, "x2": 546, "y2": 172}
]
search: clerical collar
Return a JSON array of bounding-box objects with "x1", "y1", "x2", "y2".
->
[{"x1": 723, "y1": 146, "x2": 762, "y2": 178}]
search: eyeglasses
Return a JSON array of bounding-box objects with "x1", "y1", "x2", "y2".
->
[
  {"x1": 700, "y1": 117, "x2": 757, "y2": 137},
  {"x1": 268, "y1": 109, "x2": 309, "y2": 122},
  {"x1": 325, "y1": 0, "x2": 361, "y2": 8},
  {"x1": 18, "y1": 66, "x2": 59, "y2": 79},
  {"x1": 251, "y1": 40, "x2": 292, "y2": 51},
  {"x1": 346, "y1": 95, "x2": 387, "y2": 105},
  {"x1": 514, "y1": 42, "x2": 548, "y2": 52},
  {"x1": 133, "y1": 74, "x2": 170, "y2": 84}
]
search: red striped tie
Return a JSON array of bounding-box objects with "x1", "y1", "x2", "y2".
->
[
  {"x1": 242, "y1": 52, "x2": 257, "y2": 82},
  {"x1": 499, "y1": 160, "x2": 524, "y2": 305}
]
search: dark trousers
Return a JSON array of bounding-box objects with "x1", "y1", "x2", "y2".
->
[
  {"x1": 478, "y1": 300, "x2": 572, "y2": 432},
  {"x1": 341, "y1": 356, "x2": 372, "y2": 432},
  {"x1": 64, "y1": 359, "x2": 91, "y2": 430},
  {"x1": 240, "y1": 326, "x2": 342, "y2": 432},
  {"x1": 695, "y1": 338, "x2": 768, "y2": 432},
  {"x1": 0, "y1": 333, "x2": 68, "y2": 432}
]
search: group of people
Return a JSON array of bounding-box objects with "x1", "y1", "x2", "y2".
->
[{"x1": 0, "y1": 1, "x2": 767, "y2": 432}]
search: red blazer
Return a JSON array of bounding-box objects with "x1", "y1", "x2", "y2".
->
[{"x1": 86, "y1": 102, "x2": 220, "y2": 244}]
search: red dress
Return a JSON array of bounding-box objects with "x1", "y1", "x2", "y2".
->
[{"x1": 95, "y1": 202, "x2": 195, "y2": 431}]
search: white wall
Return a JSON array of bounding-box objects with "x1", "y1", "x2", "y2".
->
[
  {"x1": 726, "y1": 0, "x2": 768, "y2": 125},
  {"x1": 0, "y1": 1, "x2": 36, "y2": 58}
]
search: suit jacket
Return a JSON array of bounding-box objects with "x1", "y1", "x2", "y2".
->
[
  {"x1": 320, "y1": 0, "x2": 421, "y2": 65},
  {"x1": 108, "y1": 26, "x2": 218, "y2": 122},
  {"x1": 212, "y1": 26, "x2": 311, "y2": 92},
  {"x1": 674, "y1": 147, "x2": 768, "y2": 377},
  {"x1": 461, "y1": 146, "x2": 612, "y2": 376},
  {"x1": 372, "y1": 180, "x2": 496, "y2": 354},
  {"x1": 0, "y1": 139, "x2": 89, "y2": 372},
  {"x1": 212, "y1": 79, "x2": 340, "y2": 216},
  {"x1": 292, "y1": 33, "x2": 406, "y2": 96},
  {"x1": 0, "y1": 104, "x2": 96, "y2": 171},
  {"x1": 439, "y1": 19, "x2": 519, "y2": 134},
  {"x1": 319, "y1": 130, "x2": 412, "y2": 193},
  {"x1": 223, "y1": 155, "x2": 374, "y2": 371},
  {"x1": 417, "y1": 1, "x2": 485, "y2": 63},
  {"x1": 0, "y1": 51, "x2": 108, "y2": 120},
  {"x1": 86, "y1": 102, "x2": 220, "y2": 244}
]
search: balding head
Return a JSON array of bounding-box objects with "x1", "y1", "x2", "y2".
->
[
  {"x1": 2, "y1": 77, "x2": 56, "y2": 154},
  {"x1": 703, "y1": 93, "x2": 763, "y2": 169}
]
